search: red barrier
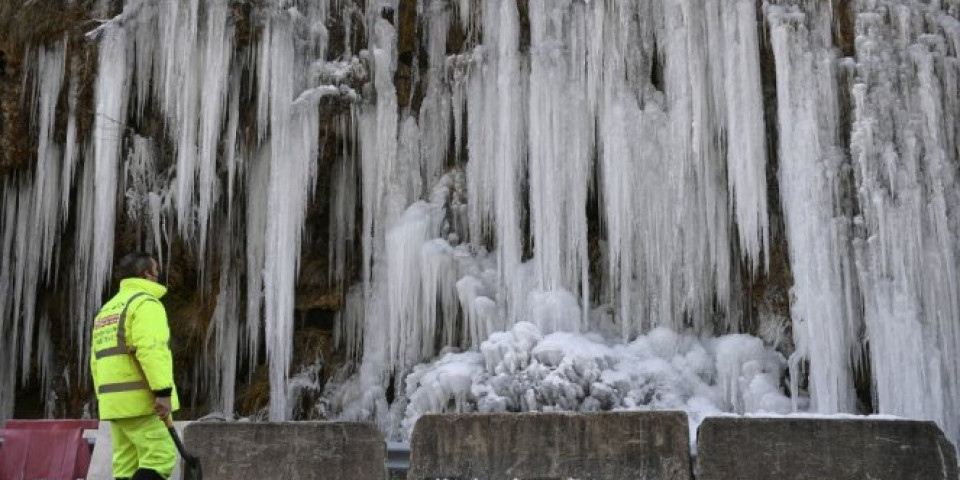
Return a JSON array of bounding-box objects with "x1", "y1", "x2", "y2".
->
[
  {"x1": 3, "y1": 420, "x2": 99, "y2": 432},
  {"x1": 0, "y1": 420, "x2": 98, "y2": 480}
]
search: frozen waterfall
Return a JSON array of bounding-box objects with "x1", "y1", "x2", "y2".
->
[{"x1": 0, "y1": 0, "x2": 958, "y2": 452}]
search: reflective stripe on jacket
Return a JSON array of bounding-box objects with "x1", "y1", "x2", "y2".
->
[{"x1": 90, "y1": 278, "x2": 180, "y2": 419}]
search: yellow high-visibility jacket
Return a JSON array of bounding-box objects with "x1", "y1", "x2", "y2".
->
[{"x1": 90, "y1": 278, "x2": 180, "y2": 419}]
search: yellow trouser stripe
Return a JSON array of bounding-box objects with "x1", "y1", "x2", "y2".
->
[{"x1": 98, "y1": 381, "x2": 149, "y2": 394}]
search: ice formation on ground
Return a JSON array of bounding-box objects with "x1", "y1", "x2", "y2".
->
[{"x1": 399, "y1": 322, "x2": 791, "y2": 441}]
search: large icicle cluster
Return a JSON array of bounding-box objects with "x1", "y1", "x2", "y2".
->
[
  {"x1": 1, "y1": 0, "x2": 359, "y2": 421},
  {"x1": 326, "y1": 0, "x2": 960, "y2": 448},
  {"x1": 766, "y1": 2, "x2": 860, "y2": 415},
  {"x1": 849, "y1": 0, "x2": 960, "y2": 444},
  {"x1": 763, "y1": 0, "x2": 960, "y2": 447},
  {"x1": 1, "y1": 39, "x2": 72, "y2": 419},
  {"x1": 331, "y1": 0, "x2": 776, "y2": 424}
]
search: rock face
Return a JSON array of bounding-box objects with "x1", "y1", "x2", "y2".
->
[
  {"x1": 407, "y1": 411, "x2": 692, "y2": 480},
  {"x1": 0, "y1": 0, "x2": 813, "y2": 423},
  {"x1": 695, "y1": 417, "x2": 959, "y2": 480},
  {"x1": 0, "y1": 0, "x2": 94, "y2": 174},
  {"x1": 182, "y1": 422, "x2": 386, "y2": 480}
]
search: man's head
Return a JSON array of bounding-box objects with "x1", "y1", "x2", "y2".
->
[{"x1": 116, "y1": 252, "x2": 160, "y2": 283}]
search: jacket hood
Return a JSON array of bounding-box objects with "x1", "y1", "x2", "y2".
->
[{"x1": 119, "y1": 278, "x2": 168, "y2": 299}]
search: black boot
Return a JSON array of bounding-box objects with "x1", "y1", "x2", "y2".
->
[{"x1": 131, "y1": 468, "x2": 165, "y2": 480}]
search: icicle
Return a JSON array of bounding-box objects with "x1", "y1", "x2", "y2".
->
[
  {"x1": 256, "y1": 17, "x2": 273, "y2": 143},
  {"x1": 33, "y1": 39, "x2": 67, "y2": 281},
  {"x1": 154, "y1": 0, "x2": 203, "y2": 242},
  {"x1": 364, "y1": 0, "x2": 401, "y2": 38},
  {"x1": 131, "y1": 1, "x2": 157, "y2": 122},
  {"x1": 0, "y1": 181, "x2": 19, "y2": 420},
  {"x1": 73, "y1": 145, "x2": 98, "y2": 380},
  {"x1": 766, "y1": 3, "x2": 858, "y2": 414},
  {"x1": 37, "y1": 314, "x2": 55, "y2": 417},
  {"x1": 396, "y1": 116, "x2": 424, "y2": 205},
  {"x1": 328, "y1": 115, "x2": 359, "y2": 288},
  {"x1": 456, "y1": 0, "x2": 471, "y2": 33},
  {"x1": 12, "y1": 180, "x2": 34, "y2": 383},
  {"x1": 596, "y1": 0, "x2": 676, "y2": 336},
  {"x1": 450, "y1": 60, "x2": 467, "y2": 166},
  {"x1": 662, "y1": 0, "x2": 732, "y2": 325},
  {"x1": 244, "y1": 144, "x2": 270, "y2": 374},
  {"x1": 196, "y1": 0, "x2": 234, "y2": 261},
  {"x1": 358, "y1": 16, "x2": 399, "y2": 298},
  {"x1": 418, "y1": 0, "x2": 452, "y2": 192},
  {"x1": 461, "y1": 0, "x2": 527, "y2": 323},
  {"x1": 850, "y1": 0, "x2": 960, "y2": 449},
  {"x1": 384, "y1": 200, "x2": 443, "y2": 370},
  {"x1": 0, "y1": 180, "x2": 16, "y2": 342},
  {"x1": 61, "y1": 65, "x2": 80, "y2": 218},
  {"x1": 258, "y1": 3, "x2": 330, "y2": 420},
  {"x1": 336, "y1": 286, "x2": 366, "y2": 361},
  {"x1": 383, "y1": 166, "x2": 459, "y2": 372},
  {"x1": 464, "y1": 54, "x2": 493, "y2": 245},
  {"x1": 719, "y1": 0, "x2": 769, "y2": 273},
  {"x1": 596, "y1": 0, "x2": 640, "y2": 337},
  {"x1": 91, "y1": 22, "x2": 131, "y2": 313},
  {"x1": 207, "y1": 219, "x2": 240, "y2": 416},
  {"x1": 0, "y1": 339, "x2": 15, "y2": 421},
  {"x1": 527, "y1": 0, "x2": 591, "y2": 329},
  {"x1": 0, "y1": 38, "x2": 70, "y2": 389},
  {"x1": 62, "y1": 24, "x2": 133, "y2": 390},
  {"x1": 354, "y1": 13, "x2": 401, "y2": 398},
  {"x1": 456, "y1": 274, "x2": 499, "y2": 350},
  {"x1": 421, "y1": 238, "x2": 460, "y2": 349},
  {"x1": 492, "y1": 0, "x2": 525, "y2": 324},
  {"x1": 124, "y1": 136, "x2": 155, "y2": 222},
  {"x1": 224, "y1": 73, "x2": 241, "y2": 214}
]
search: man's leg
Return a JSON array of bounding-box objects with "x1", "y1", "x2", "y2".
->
[
  {"x1": 117, "y1": 414, "x2": 177, "y2": 479},
  {"x1": 111, "y1": 415, "x2": 177, "y2": 480},
  {"x1": 109, "y1": 419, "x2": 139, "y2": 479},
  {"x1": 130, "y1": 468, "x2": 166, "y2": 480}
]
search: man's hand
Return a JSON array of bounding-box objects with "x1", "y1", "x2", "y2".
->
[{"x1": 154, "y1": 396, "x2": 172, "y2": 419}]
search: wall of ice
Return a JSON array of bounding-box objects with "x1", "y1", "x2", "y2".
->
[{"x1": 0, "y1": 0, "x2": 958, "y2": 448}]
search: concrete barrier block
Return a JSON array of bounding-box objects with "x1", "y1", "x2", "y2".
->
[
  {"x1": 695, "y1": 417, "x2": 959, "y2": 480},
  {"x1": 183, "y1": 422, "x2": 386, "y2": 480},
  {"x1": 407, "y1": 411, "x2": 691, "y2": 480}
]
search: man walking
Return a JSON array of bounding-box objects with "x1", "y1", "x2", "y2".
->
[{"x1": 91, "y1": 252, "x2": 179, "y2": 480}]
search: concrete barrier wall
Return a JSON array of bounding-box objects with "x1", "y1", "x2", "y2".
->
[
  {"x1": 81, "y1": 415, "x2": 958, "y2": 480},
  {"x1": 183, "y1": 422, "x2": 386, "y2": 480},
  {"x1": 407, "y1": 411, "x2": 692, "y2": 480},
  {"x1": 695, "y1": 417, "x2": 959, "y2": 480}
]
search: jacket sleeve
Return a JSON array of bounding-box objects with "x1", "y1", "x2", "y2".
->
[{"x1": 130, "y1": 298, "x2": 176, "y2": 393}]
